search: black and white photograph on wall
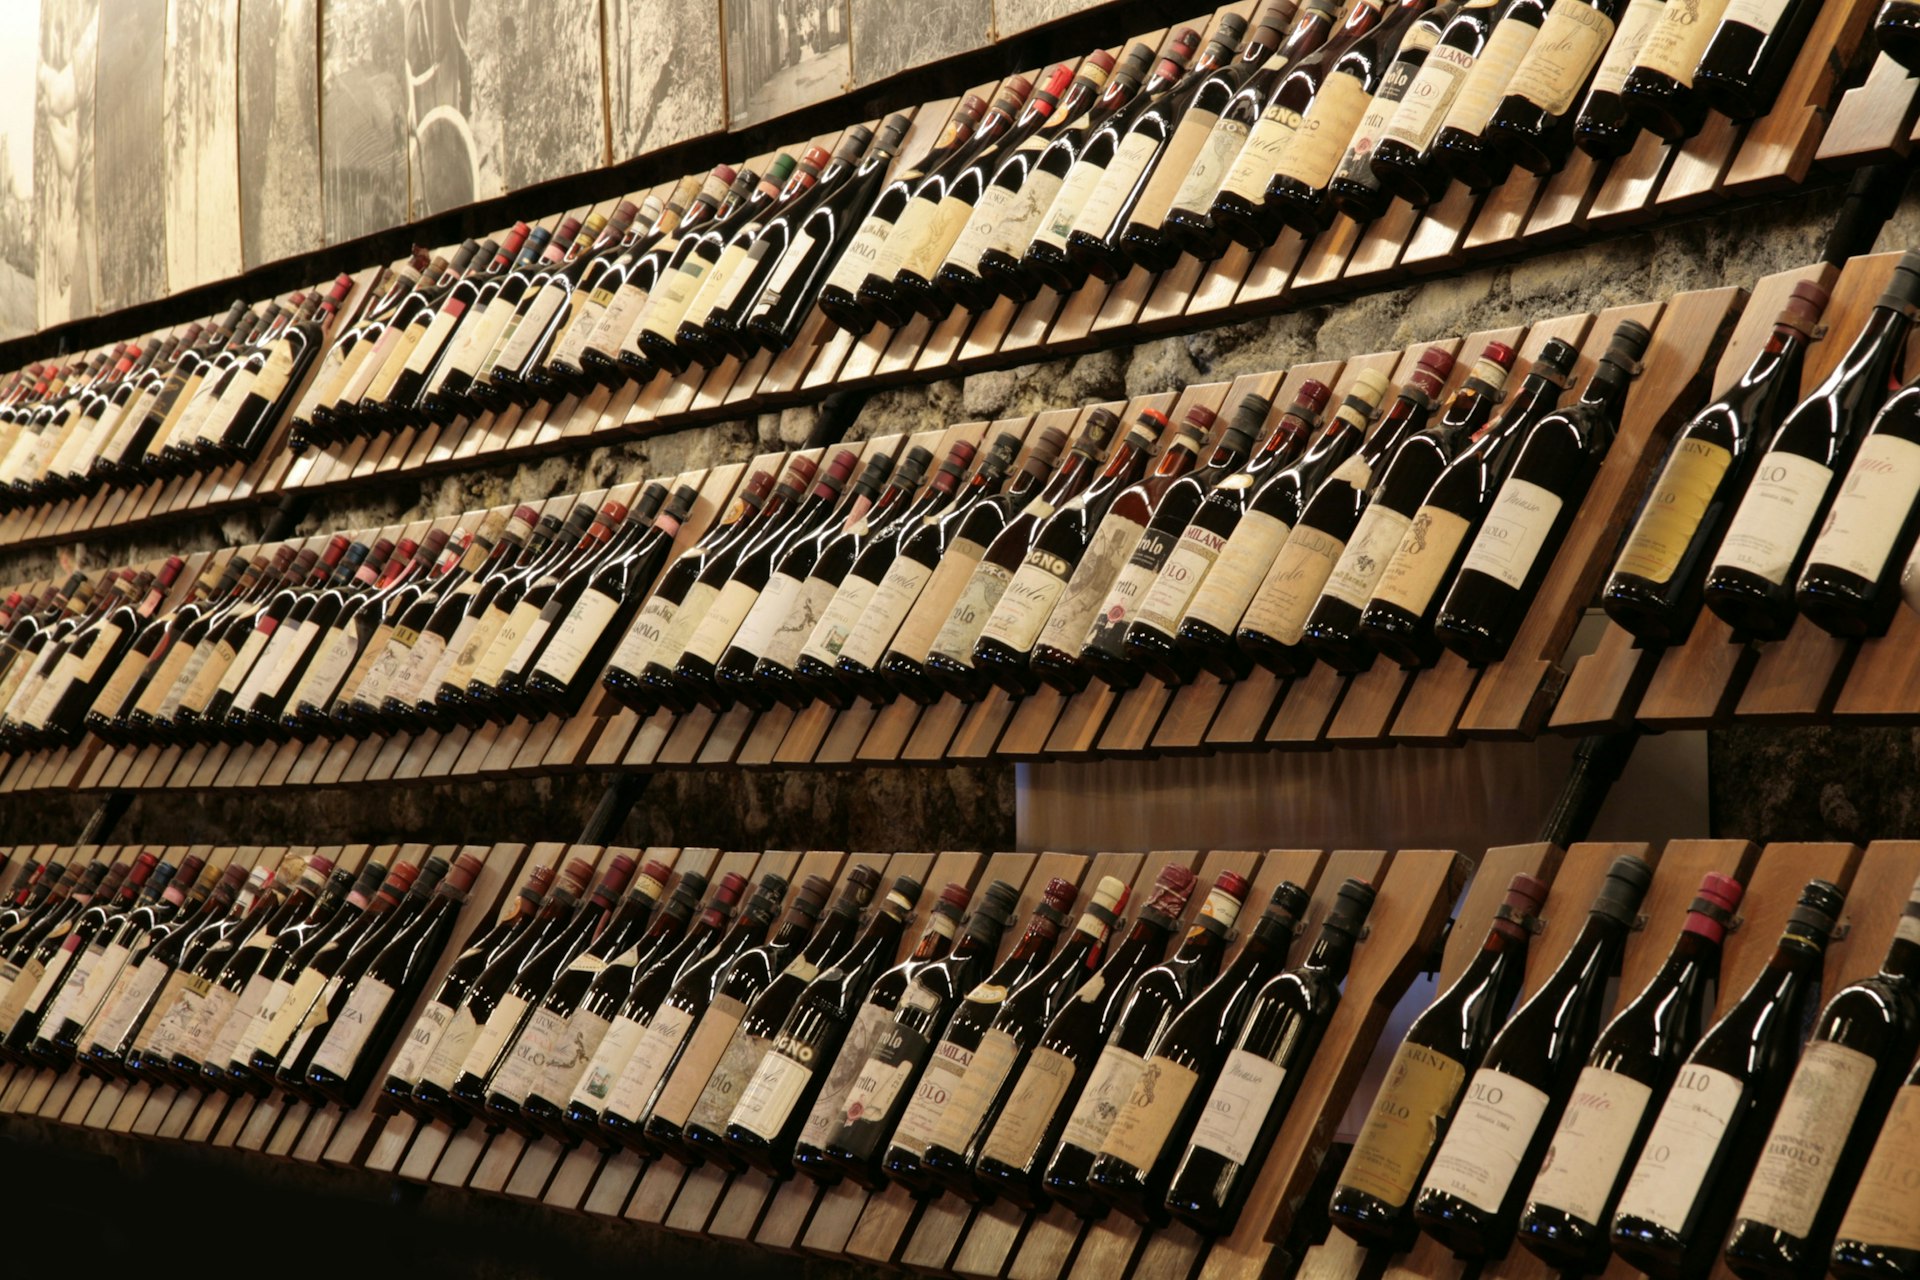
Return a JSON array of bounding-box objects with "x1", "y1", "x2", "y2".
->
[
  {"x1": 725, "y1": 0, "x2": 851, "y2": 131},
  {"x1": 609, "y1": 0, "x2": 724, "y2": 160},
  {"x1": 850, "y1": 0, "x2": 990, "y2": 87},
  {"x1": 35, "y1": 0, "x2": 98, "y2": 328},
  {"x1": 164, "y1": 0, "x2": 243, "y2": 291},
  {"x1": 471, "y1": 0, "x2": 602, "y2": 194},
  {"x1": 0, "y1": 2, "x2": 40, "y2": 338},
  {"x1": 240, "y1": 0, "x2": 323, "y2": 269},
  {"x1": 321, "y1": 0, "x2": 408, "y2": 245},
  {"x1": 94, "y1": 0, "x2": 166, "y2": 311},
  {"x1": 407, "y1": 0, "x2": 495, "y2": 217},
  {"x1": 992, "y1": 0, "x2": 1105, "y2": 38}
]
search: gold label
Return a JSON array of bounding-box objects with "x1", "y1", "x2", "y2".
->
[
  {"x1": 1098, "y1": 1054, "x2": 1200, "y2": 1172},
  {"x1": 1633, "y1": 0, "x2": 1732, "y2": 86},
  {"x1": 1274, "y1": 71, "x2": 1374, "y2": 192},
  {"x1": 1507, "y1": 0, "x2": 1618, "y2": 117},
  {"x1": 1371, "y1": 505, "x2": 1473, "y2": 615},
  {"x1": 1338, "y1": 1041, "x2": 1467, "y2": 1208},
  {"x1": 1612, "y1": 437, "x2": 1730, "y2": 585},
  {"x1": 1836, "y1": 1084, "x2": 1920, "y2": 1253},
  {"x1": 1132, "y1": 110, "x2": 1220, "y2": 232}
]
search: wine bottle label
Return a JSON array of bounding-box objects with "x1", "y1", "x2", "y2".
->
[
  {"x1": 536, "y1": 588, "x2": 622, "y2": 686},
  {"x1": 931, "y1": 561, "x2": 1014, "y2": 665},
  {"x1": 1336, "y1": 1043, "x2": 1466, "y2": 1212},
  {"x1": 390, "y1": 628, "x2": 454, "y2": 706},
  {"x1": 415, "y1": 1002, "x2": 481, "y2": 1089},
  {"x1": 1734, "y1": 1040, "x2": 1878, "y2": 1238},
  {"x1": 1031, "y1": 159, "x2": 1110, "y2": 254},
  {"x1": 926, "y1": 1027, "x2": 1023, "y2": 1156},
  {"x1": 175, "y1": 636, "x2": 240, "y2": 714},
  {"x1": 289, "y1": 623, "x2": 361, "y2": 713},
  {"x1": 979, "y1": 1046, "x2": 1078, "y2": 1170},
  {"x1": 282, "y1": 972, "x2": 344, "y2": 1063},
  {"x1": 489, "y1": 1005, "x2": 571, "y2": 1104},
  {"x1": 571, "y1": 1012, "x2": 649, "y2": 1107},
  {"x1": 689, "y1": 1024, "x2": 772, "y2": 1133},
  {"x1": 1806, "y1": 433, "x2": 1920, "y2": 583},
  {"x1": 751, "y1": 572, "x2": 830, "y2": 671},
  {"x1": 251, "y1": 338, "x2": 303, "y2": 406},
  {"x1": 1037, "y1": 514, "x2": 1144, "y2": 658},
  {"x1": 638, "y1": 262, "x2": 712, "y2": 345},
  {"x1": 450, "y1": 297, "x2": 518, "y2": 381},
  {"x1": 838, "y1": 1020, "x2": 934, "y2": 1156},
  {"x1": 244, "y1": 620, "x2": 321, "y2": 713},
  {"x1": 460, "y1": 991, "x2": 532, "y2": 1082},
  {"x1": 799, "y1": 575, "x2": 881, "y2": 668},
  {"x1": 821, "y1": 215, "x2": 894, "y2": 297},
  {"x1": 946, "y1": 183, "x2": 1021, "y2": 275},
  {"x1": 979, "y1": 552, "x2": 1074, "y2": 654},
  {"x1": 1218, "y1": 99, "x2": 1302, "y2": 207},
  {"x1": 1613, "y1": 437, "x2": 1731, "y2": 585},
  {"x1": 1724, "y1": 0, "x2": 1792, "y2": 30},
  {"x1": 1188, "y1": 1048, "x2": 1289, "y2": 1167},
  {"x1": 19, "y1": 947, "x2": 76, "y2": 1022},
  {"x1": 1100, "y1": 1054, "x2": 1202, "y2": 1172},
  {"x1": 586, "y1": 281, "x2": 651, "y2": 361},
  {"x1": 217, "y1": 618, "x2": 283, "y2": 699},
  {"x1": 1592, "y1": 0, "x2": 1667, "y2": 95},
  {"x1": 1615, "y1": 1063, "x2": 1744, "y2": 1232},
  {"x1": 1634, "y1": 0, "x2": 1732, "y2": 86},
  {"x1": 1133, "y1": 109, "x2": 1223, "y2": 233},
  {"x1": 494, "y1": 287, "x2": 568, "y2": 374},
  {"x1": 1444, "y1": 18, "x2": 1539, "y2": 138},
  {"x1": 436, "y1": 610, "x2": 494, "y2": 694},
  {"x1": 1275, "y1": 72, "x2": 1374, "y2": 192},
  {"x1": 605, "y1": 1002, "x2": 696, "y2": 1120},
  {"x1": 41, "y1": 946, "x2": 101, "y2": 1035},
  {"x1": 1459, "y1": 477, "x2": 1564, "y2": 592},
  {"x1": 176, "y1": 982, "x2": 242, "y2": 1062},
  {"x1": 548, "y1": 292, "x2": 605, "y2": 369},
  {"x1": 1335, "y1": 40, "x2": 1427, "y2": 195},
  {"x1": 986, "y1": 167, "x2": 1068, "y2": 261},
  {"x1": 731, "y1": 1043, "x2": 815, "y2": 1141},
  {"x1": 1181, "y1": 511, "x2": 1295, "y2": 634},
  {"x1": 140, "y1": 972, "x2": 209, "y2": 1057},
  {"x1": 1836, "y1": 1084, "x2": 1920, "y2": 1253},
  {"x1": 877, "y1": 198, "x2": 943, "y2": 285},
  {"x1": 1086, "y1": 524, "x2": 1176, "y2": 656},
  {"x1": 653, "y1": 996, "x2": 748, "y2": 1128},
  {"x1": 1711, "y1": 450, "x2": 1834, "y2": 585},
  {"x1": 838, "y1": 556, "x2": 933, "y2": 670},
  {"x1": 1062, "y1": 1045, "x2": 1149, "y2": 1154},
  {"x1": 1528, "y1": 1065, "x2": 1653, "y2": 1226},
  {"x1": 1385, "y1": 43, "x2": 1480, "y2": 156},
  {"x1": 1371, "y1": 505, "x2": 1473, "y2": 615},
  {"x1": 310, "y1": 977, "x2": 395, "y2": 1079},
  {"x1": 890, "y1": 1032, "x2": 975, "y2": 1153},
  {"x1": 1421, "y1": 1067, "x2": 1551, "y2": 1213},
  {"x1": 204, "y1": 974, "x2": 271, "y2": 1070},
  {"x1": 755, "y1": 231, "x2": 819, "y2": 318},
  {"x1": 88, "y1": 643, "x2": 150, "y2": 723},
  {"x1": 1073, "y1": 130, "x2": 1161, "y2": 243},
  {"x1": 232, "y1": 973, "x2": 295, "y2": 1062},
  {"x1": 1507, "y1": 1, "x2": 1617, "y2": 117},
  {"x1": 884, "y1": 537, "x2": 983, "y2": 665},
  {"x1": 799, "y1": 1001, "x2": 894, "y2": 1148},
  {"x1": 404, "y1": 302, "x2": 467, "y2": 378},
  {"x1": 470, "y1": 602, "x2": 542, "y2": 688},
  {"x1": 897, "y1": 196, "x2": 976, "y2": 282},
  {"x1": 653, "y1": 580, "x2": 719, "y2": 671},
  {"x1": 603, "y1": 592, "x2": 671, "y2": 678},
  {"x1": 681, "y1": 578, "x2": 761, "y2": 667},
  {"x1": 1322, "y1": 502, "x2": 1414, "y2": 611},
  {"x1": 1171, "y1": 116, "x2": 1253, "y2": 219},
  {"x1": 535, "y1": 1009, "x2": 610, "y2": 1104},
  {"x1": 1242, "y1": 524, "x2": 1349, "y2": 646},
  {"x1": 86, "y1": 957, "x2": 166, "y2": 1054}
]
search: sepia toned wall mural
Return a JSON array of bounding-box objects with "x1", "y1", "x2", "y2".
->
[{"x1": 4, "y1": 0, "x2": 1114, "y2": 337}]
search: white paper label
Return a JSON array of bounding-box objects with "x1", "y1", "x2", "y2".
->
[
  {"x1": 1713, "y1": 450, "x2": 1835, "y2": 585},
  {"x1": 1421, "y1": 1067, "x2": 1552, "y2": 1213},
  {"x1": 310, "y1": 978, "x2": 395, "y2": 1078},
  {"x1": 1461, "y1": 477, "x2": 1564, "y2": 590},
  {"x1": 459, "y1": 991, "x2": 531, "y2": 1082},
  {"x1": 536, "y1": 589, "x2": 622, "y2": 686},
  {"x1": 800, "y1": 1001, "x2": 893, "y2": 1148},
  {"x1": 1323, "y1": 503, "x2": 1412, "y2": 610},
  {"x1": 1061, "y1": 1045, "x2": 1146, "y2": 1154},
  {"x1": 682, "y1": 578, "x2": 763, "y2": 666},
  {"x1": 1184, "y1": 510, "x2": 1296, "y2": 634},
  {"x1": 731, "y1": 1046, "x2": 815, "y2": 1141},
  {"x1": 1616, "y1": 1064, "x2": 1745, "y2": 1232},
  {"x1": 1385, "y1": 43, "x2": 1479, "y2": 154},
  {"x1": 489, "y1": 1005, "x2": 571, "y2": 1104},
  {"x1": 799, "y1": 575, "x2": 880, "y2": 668},
  {"x1": 838, "y1": 556, "x2": 933, "y2": 670},
  {"x1": 1594, "y1": 0, "x2": 1667, "y2": 95},
  {"x1": 1529, "y1": 1065, "x2": 1653, "y2": 1226},
  {"x1": 1806, "y1": 433, "x2": 1920, "y2": 584},
  {"x1": 604, "y1": 1002, "x2": 695, "y2": 1119},
  {"x1": 571, "y1": 1013, "x2": 649, "y2": 1108},
  {"x1": 1735, "y1": 1041, "x2": 1878, "y2": 1238},
  {"x1": 1189, "y1": 1048, "x2": 1288, "y2": 1166}
]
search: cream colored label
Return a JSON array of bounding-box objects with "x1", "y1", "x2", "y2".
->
[
  {"x1": 1133, "y1": 110, "x2": 1220, "y2": 231},
  {"x1": 685, "y1": 576, "x2": 766, "y2": 668},
  {"x1": 1807, "y1": 433, "x2": 1920, "y2": 583},
  {"x1": 1712, "y1": 450, "x2": 1834, "y2": 585},
  {"x1": 1507, "y1": 1, "x2": 1617, "y2": 116},
  {"x1": 1461, "y1": 477, "x2": 1565, "y2": 591},
  {"x1": 1219, "y1": 106, "x2": 1299, "y2": 206},
  {"x1": 1372, "y1": 505, "x2": 1473, "y2": 615},
  {"x1": 405, "y1": 304, "x2": 466, "y2": 377},
  {"x1": 756, "y1": 230, "x2": 818, "y2": 317},
  {"x1": 495, "y1": 286, "x2": 567, "y2": 373},
  {"x1": 1072, "y1": 130, "x2": 1158, "y2": 240},
  {"x1": 605, "y1": 1002, "x2": 695, "y2": 1120},
  {"x1": 1101, "y1": 1054, "x2": 1201, "y2": 1172},
  {"x1": 587, "y1": 281, "x2": 651, "y2": 361},
  {"x1": 893, "y1": 538, "x2": 988, "y2": 664},
  {"x1": 204, "y1": 974, "x2": 270, "y2": 1071},
  {"x1": 86, "y1": 957, "x2": 167, "y2": 1054},
  {"x1": 1735, "y1": 1041, "x2": 1878, "y2": 1238},
  {"x1": 676, "y1": 240, "x2": 743, "y2": 333},
  {"x1": 639, "y1": 260, "x2": 711, "y2": 345},
  {"x1": 874, "y1": 199, "x2": 940, "y2": 285},
  {"x1": 1036, "y1": 514, "x2": 1143, "y2": 656},
  {"x1": 653, "y1": 579, "x2": 718, "y2": 671},
  {"x1": 1183, "y1": 510, "x2": 1295, "y2": 634},
  {"x1": 471, "y1": 601, "x2": 542, "y2": 688},
  {"x1": 945, "y1": 183, "x2": 1021, "y2": 275},
  {"x1": 1062, "y1": 1045, "x2": 1147, "y2": 1153},
  {"x1": 459, "y1": 991, "x2": 532, "y2": 1083},
  {"x1": 689, "y1": 1023, "x2": 771, "y2": 1132},
  {"x1": 387, "y1": 629, "x2": 449, "y2": 706},
  {"x1": 310, "y1": 978, "x2": 394, "y2": 1078},
  {"x1": 1634, "y1": 0, "x2": 1732, "y2": 87},
  {"x1": 1422, "y1": 1067, "x2": 1551, "y2": 1214},
  {"x1": 1032, "y1": 159, "x2": 1110, "y2": 253},
  {"x1": 1444, "y1": 18, "x2": 1539, "y2": 138},
  {"x1": 932, "y1": 560, "x2": 1014, "y2": 664},
  {"x1": 839, "y1": 556, "x2": 933, "y2": 669},
  {"x1": 489, "y1": 1005, "x2": 571, "y2": 1104},
  {"x1": 1593, "y1": 0, "x2": 1668, "y2": 94},
  {"x1": 609, "y1": 593, "x2": 675, "y2": 677},
  {"x1": 258, "y1": 965, "x2": 330, "y2": 1058},
  {"x1": 757, "y1": 573, "x2": 836, "y2": 671},
  {"x1": 1616, "y1": 1063, "x2": 1744, "y2": 1231},
  {"x1": 652, "y1": 998, "x2": 746, "y2": 1128},
  {"x1": 1342, "y1": 1041, "x2": 1470, "y2": 1207},
  {"x1": 1613, "y1": 437, "x2": 1730, "y2": 584},
  {"x1": 1724, "y1": 0, "x2": 1792, "y2": 29},
  {"x1": 799, "y1": 575, "x2": 880, "y2": 668},
  {"x1": 980, "y1": 1045, "x2": 1078, "y2": 1170},
  {"x1": 419, "y1": 1004, "x2": 482, "y2": 1090},
  {"x1": 571, "y1": 1012, "x2": 649, "y2": 1108},
  {"x1": 215, "y1": 621, "x2": 277, "y2": 698},
  {"x1": 1191, "y1": 1048, "x2": 1288, "y2": 1166},
  {"x1": 731, "y1": 1045, "x2": 815, "y2": 1140},
  {"x1": 536, "y1": 1008, "x2": 611, "y2": 1103},
  {"x1": 897, "y1": 195, "x2": 978, "y2": 282},
  {"x1": 1135, "y1": 522, "x2": 1228, "y2": 635},
  {"x1": 1386, "y1": 43, "x2": 1479, "y2": 154},
  {"x1": 535, "y1": 588, "x2": 622, "y2": 686},
  {"x1": 1275, "y1": 72, "x2": 1374, "y2": 191},
  {"x1": 928, "y1": 1028, "x2": 1023, "y2": 1155},
  {"x1": 822, "y1": 215, "x2": 893, "y2": 297},
  {"x1": 986, "y1": 168, "x2": 1067, "y2": 260},
  {"x1": 893, "y1": 1034, "x2": 976, "y2": 1152},
  {"x1": 389, "y1": 999, "x2": 455, "y2": 1084},
  {"x1": 1172, "y1": 116, "x2": 1253, "y2": 217},
  {"x1": 288, "y1": 622, "x2": 360, "y2": 713},
  {"x1": 1530, "y1": 1065, "x2": 1653, "y2": 1225},
  {"x1": 978, "y1": 552, "x2": 1073, "y2": 654},
  {"x1": 1836, "y1": 1085, "x2": 1920, "y2": 1253},
  {"x1": 1244, "y1": 524, "x2": 1348, "y2": 645}
]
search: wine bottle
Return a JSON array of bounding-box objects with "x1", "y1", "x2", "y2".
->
[
  {"x1": 596, "y1": 873, "x2": 787, "y2": 1151},
  {"x1": 787, "y1": 883, "x2": 967, "y2": 1183},
  {"x1": 882, "y1": 877, "x2": 1089, "y2": 1194},
  {"x1": 1161, "y1": 879, "x2": 1380, "y2": 1232},
  {"x1": 1368, "y1": 0, "x2": 1508, "y2": 206},
  {"x1": 1703, "y1": 254, "x2": 1920, "y2": 641},
  {"x1": 1517, "y1": 872, "x2": 1743, "y2": 1272},
  {"x1": 1799, "y1": 377, "x2": 1920, "y2": 637},
  {"x1": 1618, "y1": 0, "x2": 1733, "y2": 141},
  {"x1": 0, "y1": 856, "x2": 147, "y2": 1058},
  {"x1": 1044, "y1": 871, "x2": 1254, "y2": 1219},
  {"x1": 1611, "y1": 879, "x2": 1847, "y2": 1279},
  {"x1": 415, "y1": 231, "x2": 543, "y2": 424},
  {"x1": 816, "y1": 880, "x2": 1023, "y2": 1189},
  {"x1": 1424, "y1": 0, "x2": 1557, "y2": 192},
  {"x1": 1067, "y1": 20, "x2": 1248, "y2": 283},
  {"x1": 1325, "y1": 2, "x2": 1459, "y2": 221},
  {"x1": 81, "y1": 862, "x2": 227, "y2": 1071},
  {"x1": 1412, "y1": 854, "x2": 1654, "y2": 1256},
  {"x1": 1881, "y1": 0, "x2": 1920, "y2": 76},
  {"x1": 675, "y1": 867, "x2": 886, "y2": 1169},
  {"x1": 1485, "y1": 0, "x2": 1637, "y2": 175},
  {"x1": 489, "y1": 206, "x2": 641, "y2": 407},
  {"x1": 937, "y1": 52, "x2": 1121, "y2": 312},
  {"x1": 1328, "y1": 872, "x2": 1547, "y2": 1250},
  {"x1": 1722, "y1": 873, "x2": 1920, "y2": 1279},
  {"x1": 816, "y1": 98, "x2": 989, "y2": 335},
  {"x1": 1176, "y1": 374, "x2": 1394, "y2": 681},
  {"x1": 31, "y1": 855, "x2": 178, "y2": 1068},
  {"x1": 467, "y1": 220, "x2": 589, "y2": 416},
  {"x1": 589, "y1": 168, "x2": 743, "y2": 382},
  {"x1": 971, "y1": 410, "x2": 1170, "y2": 694},
  {"x1": 1435, "y1": 320, "x2": 1652, "y2": 663},
  {"x1": 1359, "y1": 339, "x2": 1579, "y2": 668},
  {"x1": 721, "y1": 874, "x2": 923, "y2": 1176},
  {"x1": 1032, "y1": 406, "x2": 1223, "y2": 694},
  {"x1": 1603, "y1": 280, "x2": 1827, "y2": 644},
  {"x1": 1830, "y1": 1052, "x2": 1920, "y2": 1278}
]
